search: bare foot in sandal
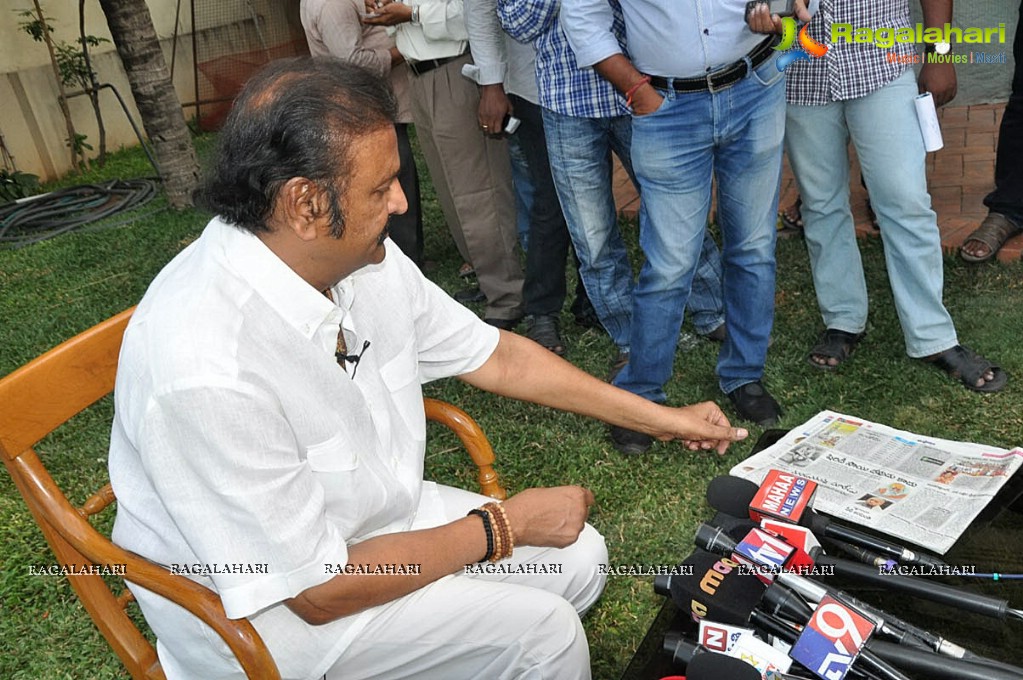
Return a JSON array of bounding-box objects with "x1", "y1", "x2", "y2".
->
[
  {"x1": 960, "y1": 213, "x2": 1023, "y2": 263},
  {"x1": 780, "y1": 197, "x2": 803, "y2": 231},
  {"x1": 924, "y1": 345, "x2": 1008, "y2": 393},
  {"x1": 808, "y1": 328, "x2": 865, "y2": 370}
]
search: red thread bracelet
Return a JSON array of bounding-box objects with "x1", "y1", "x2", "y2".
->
[{"x1": 625, "y1": 76, "x2": 651, "y2": 108}]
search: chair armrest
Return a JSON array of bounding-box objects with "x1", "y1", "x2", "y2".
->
[{"x1": 423, "y1": 398, "x2": 506, "y2": 500}]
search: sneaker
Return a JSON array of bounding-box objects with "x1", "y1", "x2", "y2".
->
[
  {"x1": 609, "y1": 425, "x2": 653, "y2": 455},
  {"x1": 726, "y1": 381, "x2": 782, "y2": 427}
]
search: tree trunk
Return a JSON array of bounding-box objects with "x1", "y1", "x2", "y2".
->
[{"x1": 97, "y1": 0, "x2": 198, "y2": 209}]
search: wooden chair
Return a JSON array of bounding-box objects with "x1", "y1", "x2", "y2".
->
[{"x1": 0, "y1": 307, "x2": 506, "y2": 679}]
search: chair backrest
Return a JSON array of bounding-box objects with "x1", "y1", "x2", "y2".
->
[
  {"x1": 0, "y1": 308, "x2": 281, "y2": 679},
  {"x1": 1, "y1": 308, "x2": 506, "y2": 679}
]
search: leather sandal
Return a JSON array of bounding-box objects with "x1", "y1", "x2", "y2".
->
[
  {"x1": 959, "y1": 213, "x2": 1023, "y2": 263},
  {"x1": 526, "y1": 314, "x2": 565, "y2": 356},
  {"x1": 807, "y1": 328, "x2": 865, "y2": 371},
  {"x1": 925, "y1": 345, "x2": 1008, "y2": 393}
]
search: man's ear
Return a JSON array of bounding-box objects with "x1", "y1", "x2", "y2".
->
[{"x1": 278, "y1": 177, "x2": 330, "y2": 242}]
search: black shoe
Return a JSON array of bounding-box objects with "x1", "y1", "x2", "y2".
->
[
  {"x1": 727, "y1": 381, "x2": 782, "y2": 427},
  {"x1": 454, "y1": 287, "x2": 486, "y2": 304},
  {"x1": 484, "y1": 317, "x2": 521, "y2": 331},
  {"x1": 609, "y1": 425, "x2": 653, "y2": 455}
]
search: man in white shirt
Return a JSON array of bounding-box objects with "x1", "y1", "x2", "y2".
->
[{"x1": 110, "y1": 58, "x2": 747, "y2": 679}]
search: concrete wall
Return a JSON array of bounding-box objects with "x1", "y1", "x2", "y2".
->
[
  {"x1": 910, "y1": 0, "x2": 1018, "y2": 104},
  {"x1": 0, "y1": 0, "x2": 305, "y2": 181}
]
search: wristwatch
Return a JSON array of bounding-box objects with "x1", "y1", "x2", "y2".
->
[
  {"x1": 925, "y1": 41, "x2": 951, "y2": 55},
  {"x1": 410, "y1": 4, "x2": 421, "y2": 25}
]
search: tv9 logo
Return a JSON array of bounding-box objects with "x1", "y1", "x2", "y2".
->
[{"x1": 790, "y1": 595, "x2": 875, "y2": 680}]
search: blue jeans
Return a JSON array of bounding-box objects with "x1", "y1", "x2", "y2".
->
[
  {"x1": 786, "y1": 69, "x2": 957, "y2": 358},
  {"x1": 507, "y1": 134, "x2": 534, "y2": 251},
  {"x1": 620, "y1": 55, "x2": 785, "y2": 400},
  {"x1": 542, "y1": 109, "x2": 724, "y2": 352}
]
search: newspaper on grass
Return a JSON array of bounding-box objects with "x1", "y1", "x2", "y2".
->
[{"x1": 730, "y1": 411, "x2": 1023, "y2": 554}]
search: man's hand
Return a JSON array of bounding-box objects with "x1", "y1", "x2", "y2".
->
[
  {"x1": 629, "y1": 84, "x2": 664, "y2": 117},
  {"x1": 363, "y1": 0, "x2": 412, "y2": 26},
  {"x1": 651, "y1": 401, "x2": 748, "y2": 455},
  {"x1": 919, "y1": 62, "x2": 957, "y2": 107},
  {"x1": 501, "y1": 486, "x2": 595, "y2": 548},
  {"x1": 746, "y1": 0, "x2": 811, "y2": 34},
  {"x1": 479, "y1": 84, "x2": 512, "y2": 136}
]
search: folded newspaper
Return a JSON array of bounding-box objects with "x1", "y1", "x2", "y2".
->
[{"x1": 730, "y1": 411, "x2": 1023, "y2": 554}]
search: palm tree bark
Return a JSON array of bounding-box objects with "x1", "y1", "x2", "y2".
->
[{"x1": 97, "y1": 0, "x2": 198, "y2": 208}]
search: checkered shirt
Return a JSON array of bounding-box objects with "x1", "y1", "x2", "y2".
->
[
  {"x1": 786, "y1": 0, "x2": 916, "y2": 105},
  {"x1": 497, "y1": 0, "x2": 629, "y2": 118}
]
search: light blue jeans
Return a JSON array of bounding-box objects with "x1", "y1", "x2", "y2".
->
[
  {"x1": 542, "y1": 109, "x2": 725, "y2": 352},
  {"x1": 618, "y1": 55, "x2": 785, "y2": 400},
  {"x1": 785, "y1": 69, "x2": 957, "y2": 358}
]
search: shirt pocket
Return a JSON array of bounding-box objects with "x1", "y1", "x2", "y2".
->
[
  {"x1": 306, "y1": 431, "x2": 360, "y2": 472},
  {"x1": 378, "y1": 336, "x2": 426, "y2": 442}
]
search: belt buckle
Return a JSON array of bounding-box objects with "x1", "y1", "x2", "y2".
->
[{"x1": 705, "y1": 71, "x2": 718, "y2": 94}]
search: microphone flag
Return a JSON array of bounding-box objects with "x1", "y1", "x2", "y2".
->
[
  {"x1": 750, "y1": 469, "x2": 818, "y2": 523},
  {"x1": 790, "y1": 595, "x2": 876, "y2": 680}
]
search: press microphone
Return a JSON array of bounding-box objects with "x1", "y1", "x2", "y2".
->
[
  {"x1": 707, "y1": 475, "x2": 948, "y2": 567},
  {"x1": 666, "y1": 550, "x2": 909, "y2": 680},
  {"x1": 661, "y1": 635, "x2": 763, "y2": 680}
]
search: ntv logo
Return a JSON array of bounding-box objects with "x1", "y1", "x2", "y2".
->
[{"x1": 775, "y1": 16, "x2": 829, "y2": 70}]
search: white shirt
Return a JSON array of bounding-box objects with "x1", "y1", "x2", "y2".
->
[
  {"x1": 394, "y1": 0, "x2": 469, "y2": 62},
  {"x1": 109, "y1": 217, "x2": 498, "y2": 678}
]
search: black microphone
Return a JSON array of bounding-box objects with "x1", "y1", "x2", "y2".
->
[
  {"x1": 707, "y1": 476, "x2": 948, "y2": 567},
  {"x1": 661, "y1": 634, "x2": 765, "y2": 679},
  {"x1": 868, "y1": 641, "x2": 1023, "y2": 680},
  {"x1": 686, "y1": 650, "x2": 762, "y2": 679},
  {"x1": 337, "y1": 339, "x2": 371, "y2": 378},
  {"x1": 815, "y1": 553, "x2": 1016, "y2": 620}
]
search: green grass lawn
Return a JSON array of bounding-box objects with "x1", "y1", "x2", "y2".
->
[{"x1": 2, "y1": 137, "x2": 1022, "y2": 679}]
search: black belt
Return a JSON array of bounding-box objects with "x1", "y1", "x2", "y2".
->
[
  {"x1": 647, "y1": 37, "x2": 778, "y2": 93},
  {"x1": 408, "y1": 52, "x2": 465, "y2": 77}
]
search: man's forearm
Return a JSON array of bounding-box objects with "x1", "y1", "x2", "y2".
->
[
  {"x1": 286, "y1": 516, "x2": 487, "y2": 623},
  {"x1": 919, "y1": 0, "x2": 953, "y2": 29}
]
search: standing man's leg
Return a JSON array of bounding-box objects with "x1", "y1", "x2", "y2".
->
[
  {"x1": 512, "y1": 94, "x2": 572, "y2": 354},
  {"x1": 409, "y1": 57, "x2": 524, "y2": 324},
  {"x1": 786, "y1": 99, "x2": 868, "y2": 368},
  {"x1": 845, "y1": 70, "x2": 957, "y2": 358},
  {"x1": 616, "y1": 91, "x2": 712, "y2": 411},
  {"x1": 712, "y1": 60, "x2": 785, "y2": 410},
  {"x1": 609, "y1": 122, "x2": 725, "y2": 341},
  {"x1": 961, "y1": 1, "x2": 1023, "y2": 261},
  {"x1": 389, "y1": 123, "x2": 425, "y2": 268},
  {"x1": 543, "y1": 110, "x2": 635, "y2": 355}
]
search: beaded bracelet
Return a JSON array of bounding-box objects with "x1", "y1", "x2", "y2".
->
[
  {"x1": 483, "y1": 502, "x2": 514, "y2": 562},
  {"x1": 467, "y1": 508, "x2": 494, "y2": 563}
]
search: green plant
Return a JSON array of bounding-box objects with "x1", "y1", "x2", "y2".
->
[
  {"x1": 0, "y1": 169, "x2": 41, "y2": 204},
  {"x1": 16, "y1": 5, "x2": 109, "y2": 167}
]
